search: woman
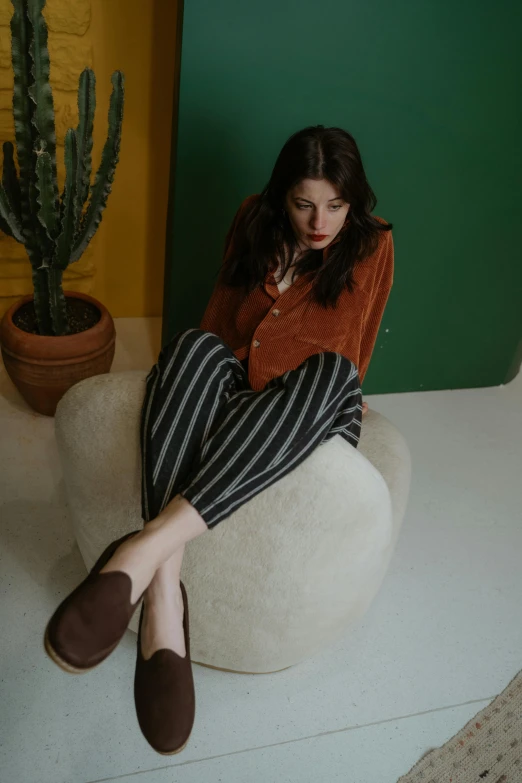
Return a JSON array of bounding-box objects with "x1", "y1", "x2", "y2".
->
[{"x1": 44, "y1": 125, "x2": 394, "y2": 755}]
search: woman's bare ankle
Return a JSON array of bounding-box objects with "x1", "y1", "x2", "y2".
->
[
  {"x1": 99, "y1": 533, "x2": 163, "y2": 603},
  {"x1": 146, "y1": 494, "x2": 209, "y2": 546},
  {"x1": 99, "y1": 494, "x2": 206, "y2": 605},
  {"x1": 142, "y1": 576, "x2": 186, "y2": 659}
]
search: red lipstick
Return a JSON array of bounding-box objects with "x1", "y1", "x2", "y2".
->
[{"x1": 308, "y1": 234, "x2": 327, "y2": 241}]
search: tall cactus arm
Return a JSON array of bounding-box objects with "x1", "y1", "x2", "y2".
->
[
  {"x1": 76, "y1": 68, "x2": 96, "y2": 211},
  {"x1": 31, "y1": 265, "x2": 53, "y2": 335},
  {"x1": 70, "y1": 70, "x2": 124, "y2": 265},
  {"x1": 10, "y1": 0, "x2": 38, "y2": 241},
  {"x1": 0, "y1": 212, "x2": 12, "y2": 238},
  {"x1": 0, "y1": 182, "x2": 25, "y2": 242},
  {"x1": 48, "y1": 266, "x2": 68, "y2": 335},
  {"x1": 26, "y1": 0, "x2": 59, "y2": 208},
  {"x1": 2, "y1": 141, "x2": 22, "y2": 220},
  {"x1": 1, "y1": 140, "x2": 23, "y2": 240},
  {"x1": 54, "y1": 128, "x2": 79, "y2": 271},
  {"x1": 36, "y1": 150, "x2": 59, "y2": 242},
  {"x1": 47, "y1": 130, "x2": 76, "y2": 334}
]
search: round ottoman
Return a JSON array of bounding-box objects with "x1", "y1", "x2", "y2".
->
[{"x1": 54, "y1": 370, "x2": 411, "y2": 674}]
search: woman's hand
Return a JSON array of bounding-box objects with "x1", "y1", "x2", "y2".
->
[{"x1": 362, "y1": 401, "x2": 369, "y2": 417}]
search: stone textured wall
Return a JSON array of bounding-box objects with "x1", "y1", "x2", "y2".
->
[{"x1": 0, "y1": 0, "x2": 95, "y2": 319}]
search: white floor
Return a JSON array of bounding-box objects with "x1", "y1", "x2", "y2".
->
[{"x1": 1, "y1": 317, "x2": 521, "y2": 783}]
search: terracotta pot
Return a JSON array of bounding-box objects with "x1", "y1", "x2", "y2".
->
[{"x1": 0, "y1": 290, "x2": 116, "y2": 417}]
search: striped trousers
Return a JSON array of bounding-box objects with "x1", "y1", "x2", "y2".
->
[{"x1": 139, "y1": 329, "x2": 363, "y2": 530}]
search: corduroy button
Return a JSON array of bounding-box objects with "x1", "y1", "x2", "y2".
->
[
  {"x1": 272, "y1": 309, "x2": 280, "y2": 316},
  {"x1": 253, "y1": 339, "x2": 260, "y2": 347}
]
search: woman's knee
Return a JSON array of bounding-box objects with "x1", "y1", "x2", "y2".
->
[
  {"x1": 166, "y1": 328, "x2": 225, "y2": 355},
  {"x1": 322, "y1": 352, "x2": 361, "y2": 390},
  {"x1": 159, "y1": 329, "x2": 238, "y2": 375}
]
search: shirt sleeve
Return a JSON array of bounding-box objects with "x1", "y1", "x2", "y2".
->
[
  {"x1": 199, "y1": 196, "x2": 254, "y2": 335},
  {"x1": 199, "y1": 276, "x2": 233, "y2": 335},
  {"x1": 357, "y1": 229, "x2": 394, "y2": 385}
]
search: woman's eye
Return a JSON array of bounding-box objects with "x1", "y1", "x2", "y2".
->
[{"x1": 296, "y1": 204, "x2": 342, "y2": 210}]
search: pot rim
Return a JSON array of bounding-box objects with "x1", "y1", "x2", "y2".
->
[
  {"x1": 0, "y1": 290, "x2": 116, "y2": 362},
  {"x1": 2, "y1": 290, "x2": 112, "y2": 340}
]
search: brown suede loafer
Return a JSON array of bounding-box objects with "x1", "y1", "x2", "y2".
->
[
  {"x1": 134, "y1": 581, "x2": 195, "y2": 755},
  {"x1": 44, "y1": 530, "x2": 143, "y2": 674}
]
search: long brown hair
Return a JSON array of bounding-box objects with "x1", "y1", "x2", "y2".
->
[{"x1": 220, "y1": 125, "x2": 393, "y2": 309}]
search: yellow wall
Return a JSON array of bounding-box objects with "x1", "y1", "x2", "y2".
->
[
  {"x1": 0, "y1": 0, "x2": 177, "y2": 318},
  {"x1": 90, "y1": 0, "x2": 177, "y2": 317}
]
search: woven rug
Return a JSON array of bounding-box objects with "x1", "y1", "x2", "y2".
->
[{"x1": 397, "y1": 668, "x2": 522, "y2": 782}]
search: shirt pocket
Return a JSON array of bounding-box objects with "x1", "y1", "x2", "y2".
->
[{"x1": 293, "y1": 290, "x2": 370, "y2": 354}]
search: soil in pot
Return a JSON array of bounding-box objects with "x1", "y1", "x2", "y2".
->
[{"x1": 13, "y1": 298, "x2": 101, "y2": 335}]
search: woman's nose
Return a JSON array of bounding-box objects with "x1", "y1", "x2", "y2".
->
[{"x1": 310, "y1": 212, "x2": 327, "y2": 230}]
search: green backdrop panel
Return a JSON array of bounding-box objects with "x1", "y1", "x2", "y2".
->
[{"x1": 162, "y1": 0, "x2": 522, "y2": 394}]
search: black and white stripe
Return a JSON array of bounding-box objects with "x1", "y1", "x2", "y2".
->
[{"x1": 140, "y1": 329, "x2": 362, "y2": 529}]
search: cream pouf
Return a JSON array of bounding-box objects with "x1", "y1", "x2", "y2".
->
[{"x1": 54, "y1": 370, "x2": 411, "y2": 674}]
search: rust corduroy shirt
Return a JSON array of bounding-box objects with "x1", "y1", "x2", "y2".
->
[{"x1": 199, "y1": 194, "x2": 394, "y2": 392}]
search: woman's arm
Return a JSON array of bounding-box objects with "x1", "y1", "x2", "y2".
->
[
  {"x1": 199, "y1": 196, "x2": 257, "y2": 335},
  {"x1": 357, "y1": 230, "x2": 395, "y2": 386}
]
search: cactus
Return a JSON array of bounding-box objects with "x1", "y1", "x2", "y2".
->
[{"x1": 0, "y1": 0, "x2": 124, "y2": 335}]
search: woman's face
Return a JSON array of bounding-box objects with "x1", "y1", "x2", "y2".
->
[{"x1": 284, "y1": 178, "x2": 350, "y2": 252}]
